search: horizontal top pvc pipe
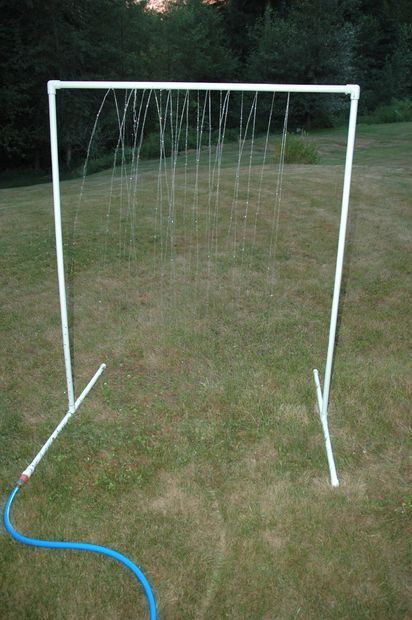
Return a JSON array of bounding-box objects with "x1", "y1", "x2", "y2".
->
[{"x1": 48, "y1": 80, "x2": 360, "y2": 99}]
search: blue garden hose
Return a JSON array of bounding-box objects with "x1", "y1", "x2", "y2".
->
[{"x1": 3, "y1": 485, "x2": 157, "y2": 619}]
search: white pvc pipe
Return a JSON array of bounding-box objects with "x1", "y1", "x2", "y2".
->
[
  {"x1": 321, "y1": 94, "x2": 359, "y2": 422},
  {"x1": 19, "y1": 364, "x2": 106, "y2": 483},
  {"x1": 313, "y1": 369, "x2": 339, "y2": 487},
  {"x1": 37, "y1": 86, "x2": 106, "y2": 489},
  {"x1": 48, "y1": 88, "x2": 75, "y2": 412},
  {"x1": 312, "y1": 90, "x2": 359, "y2": 487},
  {"x1": 320, "y1": 410, "x2": 340, "y2": 488},
  {"x1": 73, "y1": 363, "x2": 106, "y2": 410},
  {"x1": 48, "y1": 80, "x2": 360, "y2": 98},
  {"x1": 313, "y1": 368, "x2": 323, "y2": 416}
]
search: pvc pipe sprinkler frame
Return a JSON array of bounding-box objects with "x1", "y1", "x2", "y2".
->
[
  {"x1": 48, "y1": 80, "x2": 360, "y2": 487},
  {"x1": 28, "y1": 80, "x2": 358, "y2": 488},
  {"x1": 54, "y1": 78, "x2": 362, "y2": 489}
]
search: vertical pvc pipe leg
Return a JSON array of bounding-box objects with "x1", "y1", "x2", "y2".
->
[
  {"x1": 316, "y1": 90, "x2": 359, "y2": 487},
  {"x1": 321, "y1": 93, "x2": 359, "y2": 424},
  {"x1": 323, "y1": 425, "x2": 339, "y2": 487},
  {"x1": 313, "y1": 368, "x2": 323, "y2": 415},
  {"x1": 48, "y1": 83, "x2": 75, "y2": 411}
]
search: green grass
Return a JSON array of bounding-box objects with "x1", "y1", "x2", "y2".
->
[
  {"x1": 0, "y1": 122, "x2": 411, "y2": 619},
  {"x1": 311, "y1": 121, "x2": 412, "y2": 166}
]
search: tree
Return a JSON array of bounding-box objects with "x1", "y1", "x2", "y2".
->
[
  {"x1": 385, "y1": 22, "x2": 412, "y2": 99},
  {"x1": 155, "y1": 0, "x2": 238, "y2": 81},
  {"x1": 246, "y1": 2, "x2": 355, "y2": 127},
  {"x1": 350, "y1": 1, "x2": 412, "y2": 109},
  {"x1": 0, "y1": 0, "x2": 155, "y2": 170},
  {"x1": 212, "y1": 1, "x2": 281, "y2": 62}
]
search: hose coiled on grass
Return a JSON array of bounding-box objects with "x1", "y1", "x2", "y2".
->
[{"x1": 3, "y1": 486, "x2": 157, "y2": 619}]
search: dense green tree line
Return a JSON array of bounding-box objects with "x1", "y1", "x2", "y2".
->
[{"x1": 0, "y1": 0, "x2": 411, "y2": 171}]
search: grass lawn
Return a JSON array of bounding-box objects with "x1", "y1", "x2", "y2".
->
[{"x1": 0, "y1": 120, "x2": 411, "y2": 619}]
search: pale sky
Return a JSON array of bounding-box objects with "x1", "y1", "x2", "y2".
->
[
  {"x1": 146, "y1": 0, "x2": 169, "y2": 11},
  {"x1": 145, "y1": 0, "x2": 215, "y2": 11}
]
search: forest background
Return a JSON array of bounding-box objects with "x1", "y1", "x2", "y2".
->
[{"x1": 1, "y1": 0, "x2": 411, "y2": 177}]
